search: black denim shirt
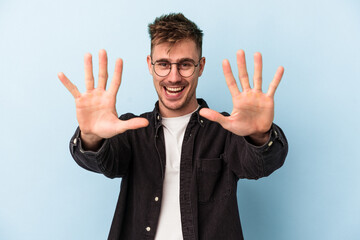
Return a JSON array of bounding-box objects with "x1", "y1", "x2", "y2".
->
[{"x1": 70, "y1": 99, "x2": 288, "y2": 240}]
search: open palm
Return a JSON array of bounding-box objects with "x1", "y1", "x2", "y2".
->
[
  {"x1": 200, "y1": 50, "x2": 284, "y2": 143},
  {"x1": 58, "y1": 50, "x2": 149, "y2": 148}
]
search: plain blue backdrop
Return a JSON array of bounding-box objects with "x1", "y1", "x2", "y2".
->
[{"x1": 0, "y1": 0, "x2": 359, "y2": 239}]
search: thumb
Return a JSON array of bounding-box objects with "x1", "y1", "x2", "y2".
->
[
  {"x1": 115, "y1": 117, "x2": 149, "y2": 134},
  {"x1": 199, "y1": 108, "x2": 229, "y2": 128}
]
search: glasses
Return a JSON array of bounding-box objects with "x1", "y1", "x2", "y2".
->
[{"x1": 151, "y1": 58, "x2": 202, "y2": 77}]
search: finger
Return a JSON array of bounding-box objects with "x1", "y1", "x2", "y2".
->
[
  {"x1": 98, "y1": 49, "x2": 108, "y2": 89},
  {"x1": 267, "y1": 66, "x2": 284, "y2": 97},
  {"x1": 84, "y1": 53, "x2": 94, "y2": 91},
  {"x1": 236, "y1": 50, "x2": 251, "y2": 91},
  {"x1": 58, "y1": 72, "x2": 81, "y2": 98},
  {"x1": 222, "y1": 59, "x2": 241, "y2": 97},
  {"x1": 109, "y1": 58, "x2": 123, "y2": 96},
  {"x1": 253, "y1": 52, "x2": 263, "y2": 91},
  {"x1": 116, "y1": 117, "x2": 149, "y2": 134},
  {"x1": 199, "y1": 108, "x2": 230, "y2": 129}
]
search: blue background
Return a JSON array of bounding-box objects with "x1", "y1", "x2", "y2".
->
[{"x1": 1, "y1": 0, "x2": 359, "y2": 239}]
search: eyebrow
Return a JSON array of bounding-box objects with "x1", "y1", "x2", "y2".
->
[{"x1": 154, "y1": 58, "x2": 196, "y2": 63}]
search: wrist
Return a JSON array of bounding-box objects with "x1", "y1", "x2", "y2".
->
[
  {"x1": 247, "y1": 130, "x2": 271, "y2": 146},
  {"x1": 80, "y1": 132, "x2": 103, "y2": 151}
]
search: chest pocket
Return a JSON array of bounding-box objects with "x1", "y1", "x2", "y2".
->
[{"x1": 196, "y1": 157, "x2": 231, "y2": 203}]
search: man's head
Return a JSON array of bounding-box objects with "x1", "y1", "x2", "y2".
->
[
  {"x1": 148, "y1": 13, "x2": 203, "y2": 58},
  {"x1": 147, "y1": 13, "x2": 206, "y2": 118}
]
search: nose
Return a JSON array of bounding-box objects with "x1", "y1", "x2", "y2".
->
[{"x1": 167, "y1": 64, "x2": 182, "y2": 82}]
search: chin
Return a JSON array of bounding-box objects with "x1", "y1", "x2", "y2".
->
[{"x1": 162, "y1": 100, "x2": 185, "y2": 111}]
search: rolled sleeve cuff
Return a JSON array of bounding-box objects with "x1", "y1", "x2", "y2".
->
[
  {"x1": 70, "y1": 127, "x2": 108, "y2": 156},
  {"x1": 244, "y1": 123, "x2": 287, "y2": 153}
]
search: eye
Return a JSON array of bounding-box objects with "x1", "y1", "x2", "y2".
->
[
  {"x1": 179, "y1": 61, "x2": 193, "y2": 69},
  {"x1": 156, "y1": 62, "x2": 170, "y2": 68}
]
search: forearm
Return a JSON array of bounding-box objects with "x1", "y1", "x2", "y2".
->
[
  {"x1": 227, "y1": 123, "x2": 288, "y2": 179},
  {"x1": 69, "y1": 127, "x2": 130, "y2": 178},
  {"x1": 256, "y1": 124, "x2": 288, "y2": 177}
]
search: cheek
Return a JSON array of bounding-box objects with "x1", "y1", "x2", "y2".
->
[
  {"x1": 189, "y1": 78, "x2": 199, "y2": 89},
  {"x1": 153, "y1": 77, "x2": 163, "y2": 90}
]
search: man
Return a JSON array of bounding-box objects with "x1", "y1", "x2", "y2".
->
[{"x1": 58, "y1": 13, "x2": 288, "y2": 240}]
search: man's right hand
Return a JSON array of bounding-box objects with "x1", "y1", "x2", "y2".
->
[{"x1": 58, "y1": 49, "x2": 149, "y2": 151}]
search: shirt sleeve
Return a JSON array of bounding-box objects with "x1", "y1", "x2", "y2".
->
[
  {"x1": 69, "y1": 125, "x2": 133, "y2": 179},
  {"x1": 225, "y1": 123, "x2": 288, "y2": 179}
]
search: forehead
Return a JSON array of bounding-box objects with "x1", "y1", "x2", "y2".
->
[{"x1": 152, "y1": 39, "x2": 200, "y2": 61}]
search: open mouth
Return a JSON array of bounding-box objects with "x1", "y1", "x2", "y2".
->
[{"x1": 164, "y1": 86, "x2": 185, "y2": 96}]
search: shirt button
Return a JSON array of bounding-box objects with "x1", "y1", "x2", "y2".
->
[
  {"x1": 200, "y1": 119, "x2": 204, "y2": 124},
  {"x1": 146, "y1": 227, "x2": 151, "y2": 232},
  {"x1": 155, "y1": 197, "x2": 159, "y2": 202},
  {"x1": 157, "y1": 115, "x2": 160, "y2": 120},
  {"x1": 73, "y1": 138, "x2": 77, "y2": 145},
  {"x1": 268, "y1": 141, "x2": 273, "y2": 147}
]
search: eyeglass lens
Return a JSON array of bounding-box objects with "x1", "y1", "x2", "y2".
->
[{"x1": 154, "y1": 60, "x2": 196, "y2": 77}]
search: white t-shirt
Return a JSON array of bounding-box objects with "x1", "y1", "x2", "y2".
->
[{"x1": 154, "y1": 108, "x2": 198, "y2": 240}]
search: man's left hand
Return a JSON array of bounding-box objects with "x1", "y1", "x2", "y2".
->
[{"x1": 199, "y1": 50, "x2": 284, "y2": 146}]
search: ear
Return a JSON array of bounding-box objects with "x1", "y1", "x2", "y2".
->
[
  {"x1": 146, "y1": 55, "x2": 153, "y2": 75},
  {"x1": 198, "y1": 57, "x2": 206, "y2": 77}
]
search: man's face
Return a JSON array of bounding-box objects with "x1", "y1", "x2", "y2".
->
[{"x1": 147, "y1": 39, "x2": 205, "y2": 117}]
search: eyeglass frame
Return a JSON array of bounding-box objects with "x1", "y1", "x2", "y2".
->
[{"x1": 150, "y1": 57, "x2": 204, "y2": 78}]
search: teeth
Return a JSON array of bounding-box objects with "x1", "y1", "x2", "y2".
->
[
  {"x1": 167, "y1": 91, "x2": 178, "y2": 95},
  {"x1": 166, "y1": 87, "x2": 183, "y2": 92}
]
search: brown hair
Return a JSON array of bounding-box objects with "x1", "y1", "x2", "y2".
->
[{"x1": 148, "y1": 13, "x2": 203, "y2": 57}]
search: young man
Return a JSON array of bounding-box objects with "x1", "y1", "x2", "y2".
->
[{"x1": 58, "y1": 13, "x2": 288, "y2": 240}]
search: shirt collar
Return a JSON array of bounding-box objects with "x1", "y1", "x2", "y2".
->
[{"x1": 153, "y1": 98, "x2": 208, "y2": 127}]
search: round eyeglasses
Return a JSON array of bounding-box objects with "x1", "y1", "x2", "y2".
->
[{"x1": 151, "y1": 58, "x2": 202, "y2": 77}]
